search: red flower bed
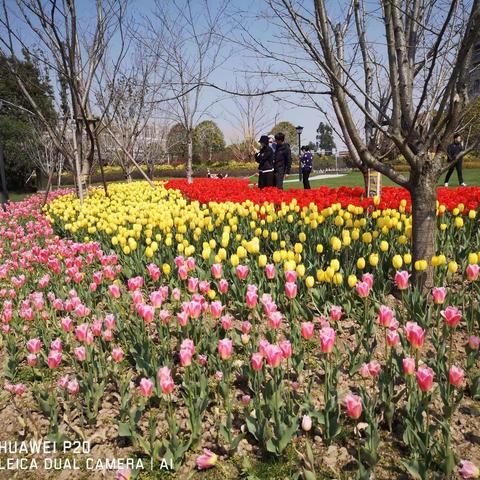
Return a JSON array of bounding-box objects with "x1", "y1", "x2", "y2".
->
[{"x1": 165, "y1": 178, "x2": 480, "y2": 211}]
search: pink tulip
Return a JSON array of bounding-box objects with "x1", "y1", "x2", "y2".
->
[
  {"x1": 268, "y1": 311, "x2": 283, "y2": 329},
  {"x1": 265, "y1": 264, "x2": 276, "y2": 279},
  {"x1": 150, "y1": 291, "x2": 163, "y2": 308},
  {"x1": 108, "y1": 284, "x2": 121, "y2": 298},
  {"x1": 441, "y1": 306, "x2": 462, "y2": 328},
  {"x1": 265, "y1": 344, "x2": 283, "y2": 367},
  {"x1": 246, "y1": 290, "x2": 258, "y2": 308},
  {"x1": 180, "y1": 349, "x2": 193, "y2": 367},
  {"x1": 242, "y1": 395, "x2": 251, "y2": 406},
  {"x1": 160, "y1": 376, "x2": 174, "y2": 394},
  {"x1": 386, "y1": 330, "x2": 400, "y2": 347},
  {"x1": 394, "y1": 270, "x2": 411, "y2": 290},
  {"x1": 91, "y1": 319, "x2": 103, "y2": 337},
  {"x1": 367, "y1": 360, "x2": 381, "y2": 377},
  {"x1": 157, "y1": 366, "x2": 171, "y2": 382},
  {"x1": 218, "y1": 279, "x2": 229, "y2": 293},
  {"x1": 127, "y1": 276, "x2": 144, "y2": 292},
  {"x1": 141, "y1": 305, "x2": 155, "y2": 324},
  {"x1": 301, "y1": 322, "x2": 315, "y2": 340},
  {"x1": 416, "y1": 365, "x2": 434, "y2": 392},
  {"x1": 92, "y1": 271, "x2": 103, "y2": 285},
  {"x1": 329, "y1": 306, "x2": 343, "y2": 321},
  {"x1": 177, "y1": 311, "x2": 189, "y2": 327},
  {"x1": 172, "y1": 288, "x2": 181, "y2": 301},
  {"x1": 403, "y1": 357, "x2": 415, "y2": 375},
  {"x1": 251, "y1": 352, "x2": 263, "y2": 371},
  {"x1": 187, "y1": 277, "x2": 199, "y2": 293},
  {"x1": 186, "y1": 257, "x2": 196, "y2": 270},
  {"x1": 105, "y1": 314, "x2": 116, "y2": 330},
  {"x1": 468, "y1": 335, "x2": 480, "y2": 350},
  {"x1": 241, "y1": 321, "x2": 252, "y2": 334},
  {"x1": 103, "y1": 329, "x2": 113, "y2": 341},
  {"x1": 58, "y1": 375, "x2": 69, "y2": 389},
  {"x1": 210, "y1": 301, "x2": 224, "y2": 318},
  {"x1": 319, "y1": 326, "x2": 336, "y2": 353},
  {"x1": 50, "y1": 338, "x2": 62, "y2": 352},
  {"x1": 112, "y1": 347, "x2": 124, "y2": 363},
  {"x1": 26, "y1": 338, "x2": 42, "y2": 354},
  {"x1": 355, "y1": 281, "x2": 370, "y2": 298},
  {"x1": 215, "y1": 371, "x2": 223, "y2": 381},
  {"x1": 359, "y1": 363, "x2": 371, "y2": 378},
  {"x1": 75, "y1": 324, "x2": 90, "y2": 343},
  {"x1": 147, "y1": 263, "x2": 161, "y2": 281},
  {"x1": 459, "y1": 460, "x2": 480, "y2": 479},
  {"x1": 132, "y1": 291, "x2": 143, "y2": 305},
  {"x1": 449, "y1": 365, "x2": 464, "y2": 387},
  {"x1": 47, "y1": 350, "x2": 62, "y2": 368},
  {"x1": 199, "y1": 281, "x2": 211, "y2": 294},
  {"x1": 211, "y1": 264, "x2": 223, "y2": 279},
  {"x1": 378, "y1": 305, "x2": 394, "y2": 328},
  {"x1": 67, "y1": 379, "x2": 80, "y2": 395},
  {"x1": 466, "y1": 264, "x2": 480, "y2": 281},
  {"x1": 236, "y1": 265, "x2": 249, "y2": 280},
  {"x1": 174, "y1": 256, "x2": 185, "y2": 268},
  {"x1": 263, "y1": 300, "x2": 277, "y2": 316},
  {"x1": 220, "y1": 315, "x2": 233, "y2": 330},
  {"x1": 405, "y1": 322, "x2": 425, "y2": 349},
  {"x1": 178, "y1": 266, "x2": 188, "y2": 280},
  {"x1": 279, "y1": 340, "x2": 292, "y2": 358},
  {"x1": 196, "y1": 448, "x2": 218, "y2": 470},
  {"x1": 362, "y1": 273, "x2": 374, "y2": 289},
  {"x1": 27, "y1": 354, "x2": 37, "y2": 366},
  {"x1": 218, "y1": 338, "x2": 233, "y2": 360},
  {"x1": 344, "y1": 394, "x2": 362, "y2": 419},
  {"x1": 139, "y1": 378, "x2": 154, "y2": 398},
  {"x1": 432, "y1": 287, "x2": 447, "y2": 304},
  {"x1": 74, "y1": 346, "x2": 87, "y2": 362},
  {"x1": 13, "y1": 384, "x2": 26, "y2": 396},
  {"x1": 75, "y1": 304, "x2": 90, "y2": 318},
  {"x1": 285, "y1": 282, "x2": 297, "y2": 299},
  {"x1": 285, "y1": 270, "x2": 297, "y2": 283}
]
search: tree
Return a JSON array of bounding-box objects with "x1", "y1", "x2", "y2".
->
[
  {"x1": 317, "y1": 122, "x2": 336, "y2": 151},
  {"x1": 251, "y1": 0, "x2": 480, "y2": 289},
  {"x1": 193, "y1": 120, "x2": 225, "y2": 163},
  {"x1": 1, "y1": 0, "x2": 128, "y2": 202},
  {"x1": 0, "y1": 54, "x2": 56, "y2": 191},
  {"x1": 166, "y1": 123, "x2": 188, "y2": 162},
  {"x1": 269, "y1": 121, "x2": 298, "y2": 146},
  {"x1": 142, "y1": 0, "x2": 229, "y2": 182}
]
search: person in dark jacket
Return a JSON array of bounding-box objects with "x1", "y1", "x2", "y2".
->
[
  {"x1": 300, "y1": 145, "x2": 313, "y2": 189},
  {"x1": 444, "y1": 134, "x2": 466, "y2": 187},
  {"x1": 273, "y1": 132, "x2": 292, "y2": 189},
  {"x1": 255, "y1": 135, "x2": 275, "y2": 189}
]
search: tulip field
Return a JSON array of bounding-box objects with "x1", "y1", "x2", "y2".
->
[{"x1": 0, "y1": 179, "x2": 479, "y2": 479}]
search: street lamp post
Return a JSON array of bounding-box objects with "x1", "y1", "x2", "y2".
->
[{"x1": 295, "y1": 125, "x2": 303, "y2": 182}]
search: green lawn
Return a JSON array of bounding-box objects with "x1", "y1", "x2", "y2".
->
[{"x1": 281, "y1": 168, "x2": 480, "y2": 190}]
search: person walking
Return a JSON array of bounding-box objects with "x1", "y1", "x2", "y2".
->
[
  {"x1": 300, "y1": 145, "x2": 313, "y2": 189},
  {"x1": 254, "y1": 135, "x2": 275, "y2": 189},
  {"x1": 273, "y1": 132, "x2": 292, "y2": 189},
  {"x1": 444, "y1": 134, "x2": 466, "y2": 187}
]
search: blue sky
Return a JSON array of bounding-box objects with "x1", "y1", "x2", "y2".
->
[{"x1": 5, "y1": 0, "x2": 387, "y2": 149}]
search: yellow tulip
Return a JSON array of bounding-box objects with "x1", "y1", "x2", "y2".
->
[
  {"x1": 305, "y1": 276, "x2": 315, "y2": 288},
  {"x1": 392, "y1": 255, "x2": 403, "y2": 269}
]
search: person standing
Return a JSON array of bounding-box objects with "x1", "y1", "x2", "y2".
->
[
  {"x1": 300, "y1": 145, "x2": 313, "y2": 189},
  {"x1": 268, "y1": 134, "x2": 276, "y2": 152},
  {"x1": 273, "y1": 132, "x2": 292, "y2": 189},
  {"x1": 444, "y1": 134, "x2": 466, "y2": 187},
  {"x1": 254, "y1": 136, "x2": 275, "y2": 188}
]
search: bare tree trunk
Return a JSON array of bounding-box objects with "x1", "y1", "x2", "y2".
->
[
  {"x1": 72, "y1": 125, "x2": 84, "y2": 203},
  {"x1": 187, "y1": 129, "x2": 193, "y2": 183},
  {"x1": 410, "y1": 170, "x2": 438, "y2": 290}
]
